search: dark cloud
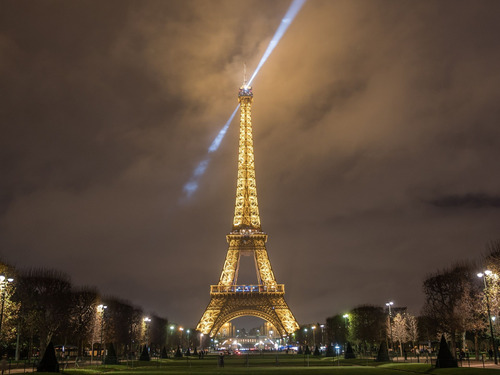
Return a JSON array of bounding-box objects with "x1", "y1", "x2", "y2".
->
[
  {"x1": 1, "y1": 0, "x2": 500, "y2": 328},
  {"x1": 430, "y1": 193, "x2": 500, "y2": 209}
]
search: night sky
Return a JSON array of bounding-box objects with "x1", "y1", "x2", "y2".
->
[{"x1": 1, "y1": 0, "x2": 500, "y2": 329}]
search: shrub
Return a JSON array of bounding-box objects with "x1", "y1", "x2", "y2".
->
[{"x1": 37, "y1": 342, "x2": 59, "y2": 372}]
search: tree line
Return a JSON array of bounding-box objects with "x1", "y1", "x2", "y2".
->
[
  {"x1": 0, "y1": 262, "x2": 172, "y2": 360},
  {"x1": 322, "y1": 241, "x2": 500, "y2": 359}
]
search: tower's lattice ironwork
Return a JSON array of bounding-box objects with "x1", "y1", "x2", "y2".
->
[{"x1": 196, "y1": 85, "x2": 299, "y2": 337}]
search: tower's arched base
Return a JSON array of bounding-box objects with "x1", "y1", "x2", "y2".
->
[{"x1": 197, "y1": 293, "x2": 299, "y2": 337}]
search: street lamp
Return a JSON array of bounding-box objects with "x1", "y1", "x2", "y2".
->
[
  {"x1": 386, "y1": 302, "x2": 394, "y2": 351},
  {"x1": 304, "y1": 328, "x2": 308, "y2": 345},
  {"x1": 312, "y1": 326, "x2": 316, "y2": 347},
  {"x1": 98, "y1": 304, "x2": 107, "y2": 361},
  {"x1": 187, "y1": 329, "x2": 190, "y2": 349},
  {"x1": 478, "y1": 271, "x2": 498, "y2": 364},
  {"x1": 179, "y1": 327, "x2": 184, "y2": 348},
  {"x1": 0, "y1": 274, "x2": 14, "y2": 337},
  {"x1": 143, "y1": 317, "x2": 151, "y2": 349},
  {"x1": 200, "y1": 333, "x2": 204, "y2": 350},
  {"x1": 343, "y1": 314, "x2": 349, "y2": 352},
  {"x1": 320, "y1": 324, "x2": 325, "y2": 346}
]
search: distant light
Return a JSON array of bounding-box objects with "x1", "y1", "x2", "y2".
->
[
  {"x1": 485, "y1": 270, "x2": 493, "y2": 275},
  {"x1": 478, "y1": 273, "x2": 484, "y2": 278}
]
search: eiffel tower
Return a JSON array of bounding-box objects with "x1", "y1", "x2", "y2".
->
[{"x1": 196, "y1": 83, "x2": 299, "y2": 338}]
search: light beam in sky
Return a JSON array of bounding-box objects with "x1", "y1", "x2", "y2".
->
[
  {"x1": 247, "y1": 0, "x2": 307, "y2": 86},
  {"x1": 183, "y1": 106, "x2": 239, "y2": 198},
  {"x1": 182, "y1": 0, "x2": 307, "y2": 198}
]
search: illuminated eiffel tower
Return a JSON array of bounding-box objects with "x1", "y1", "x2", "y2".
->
[{"x1": 196, "y1": 84, "x2": 299, "y2": 338}]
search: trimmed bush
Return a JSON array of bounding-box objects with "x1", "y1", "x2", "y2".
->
[
  {"x1": 104, "y1": 343, "x2": 118, "y2": 365},
  {"x1": 139, "y1": 345, "x2": 150, "y2": 361},
  {"x1": 344, "y1": 342, "x2": 356, "y2": 359},
  {"x1": 376, "y1": 341, "x2": 390, "y2": 362},
  {"x1": 37, "y1": 342, "x2": 59, "y2": 372},
  {"x1": 304, "y1": 345, "x2": 311, "y2": 355},
  {"x1": 161, "y1": 346, "x2": 168, "y2": 359},
  {"x1": 436, "y1": 335, "x2": 457, "y2": 368},
  {"x1": 314, "y1": 345, "x2": 320, "y2": 356},
  {"x1": 325, "y1": 344, "x2": 334, "y2": 357},
  {"x1": 174, "y1": 346, "x2": 183, "y2": 358}
]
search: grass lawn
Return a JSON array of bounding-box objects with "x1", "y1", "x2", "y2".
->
[{"x1": 47, "y1": 354, "x2": 500, "y2": 375}]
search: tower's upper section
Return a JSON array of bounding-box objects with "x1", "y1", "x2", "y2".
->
[{"x1": 232, "y1": 85, "x2": 261, "y2": 231}]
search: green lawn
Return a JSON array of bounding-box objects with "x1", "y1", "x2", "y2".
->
[{"x1": 50, "y1": 354, "x2": 500, "y2": 375}]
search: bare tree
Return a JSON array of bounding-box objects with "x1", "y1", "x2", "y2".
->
[
  {"x1": 392, "y1": 313, "x2": 409, "y2": 357},
  {"x1": 15, "y1": 268, "x2": 72, "y2": 354},
  {"x1": 422, "y1": 262, "x2": 473, "y2": 357},
  {"x1": 406, "y1": 314, "x2": 419, "y2": 351},
  {"x1": 69, "y1": 287, "x2": 99, "y2": 356}
]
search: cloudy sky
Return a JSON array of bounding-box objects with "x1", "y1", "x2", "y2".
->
[{"x1": 1, "y1": 0, "x2": 500, "y2": 329}]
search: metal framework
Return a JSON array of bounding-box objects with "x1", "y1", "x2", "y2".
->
[{"x1": 196, "y1": 85, "x2": 299, "y2": 337}]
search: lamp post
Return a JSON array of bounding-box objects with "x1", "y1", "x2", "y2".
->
[
  {"x1": 478, "y1": 271, "x2": 498, "y2": 365},
  {"x1": 386, "y1": 302, "x2": 394, "y2": 351},
  {"x1": 312, "y1": 325, "x2": 316, "y2": 347},
  {"x1": 179, "y1": 327, "x2": 184, "y2": 348},
  {"x1": 143, "y1": 317, "x2": 151, "y2": 350},
  {"x1": 320, "y1": 324, "x2": 325, "y2": 346},
  {"x1": 187, "y1": 329, "x2": 190, "y2": 350},
  {"x1": 200, "y1": 333, "x2": 204, "y2": 351},
  {"x1": 0, "y1": 274, "x2": 14, "y2": 337},
  {"x1": 168, "y1": 325, "x2": 174, "y2": 351},
  {"x1": 343, "y1": 314, "x2": 349, "y2": 352},
  {"x1": 304, "y1": 328, "x2": 308, "y2": 345},
  {"x1": 98, "y1": 304, "x2": 107, "y2": 361}
]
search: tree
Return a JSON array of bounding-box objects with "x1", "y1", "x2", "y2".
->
[
  {"x1": 422, "y1": 263, "x2": 473, "y2": 357},
  {"x1": 348, "y1": 305, "x2": 386, "y2": 354},
  {"x1": 314, "y1": 345, "x2": 320, "y2": 356},
  {"x1": 304, "y1": 345, "x2": 311, "y2": 355},
  {"x1": 15, "y1": 269, "x2": 72, "y2": 354},
  {"x1": 406, "y1": 314, "x2": 419, "y2": 351},
  {"x1": 68, "y1": 287, "x2": 98, "y2": 356},
  {"x1": 103, "y1": 297, "x2": 143, "y2": 356},
  {"x1": 0, "y1": 261, "x2": 20, "y2": 353},
  {"x1": 392, "y1": 313, "x2": 409, "y2": 357},
  {"x1": 149, "y1": 315, "x2": 168, "y2": 354},
  {"x1": 457, "y1": 279, "x2": 486, "y2": 360},
  {"x1": 325, "y1": 315, "x2": 348, "y2": 347}
]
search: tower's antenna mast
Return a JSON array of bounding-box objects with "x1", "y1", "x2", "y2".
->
[{"x1": 243, "y1": 63, "x2": 247, "y2": 86}]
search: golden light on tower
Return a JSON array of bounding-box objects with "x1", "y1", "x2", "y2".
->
[{"x1": 196, "y1": 85, "x2": 299, "y2": 337}]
